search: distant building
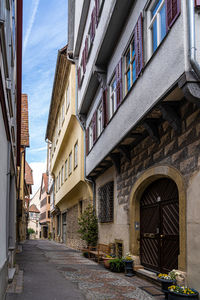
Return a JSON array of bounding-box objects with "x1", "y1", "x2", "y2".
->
[
  {"x1": 39, "y1": 173, "x2": 50, "y2": 238},
  {"x1": 46, "y1": 45, "x2": 92, "y2": 248},
  {"x1": 28, "y1": 188, "x2": 41, "y2": 239},
  {"x1": 28, "y1": 204, "x2": 40, "y2": 239}
]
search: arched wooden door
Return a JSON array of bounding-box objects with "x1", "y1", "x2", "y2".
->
[{"x1": 140, "y1": 178, "x2": 179, "y2": 273}]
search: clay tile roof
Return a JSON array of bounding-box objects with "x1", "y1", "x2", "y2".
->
[
  {"x1": 29, "y1": 204, "x2": 40, "y2": 213},
  {"x1": 25, "y1": 161, "x2": 34, "y2": 185},
  {"x1": 21, "y1": 94, "x2": 30, "y2": 147},
  {"x1": 42, "y1": 173, "x2": 48, "y2": 193}
]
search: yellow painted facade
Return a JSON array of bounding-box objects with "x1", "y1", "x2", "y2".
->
[{"x1": 48, "y1": 56, "x2": 92, "y2": 248}]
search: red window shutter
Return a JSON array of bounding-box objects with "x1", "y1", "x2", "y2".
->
[
  {"x1": 77, "y1": 67, "x2": 81, "y2": 89},
  {"x1": 116, "y1": 58, "x2": 122, "y2": 107},
  {"x1": 92, "y1": 111, "x2": 97, "y2": 143},
  {"x1": 166, "y1": 0, "x2": 181, "y2": 29},
  {"x1": 102, "y1": 88, "x2": 108, "y2": 128},
  {"x1": 95, "y1": 0, "x2": 99, "y2": 26},
  {"x1": 85, "y1": 37, "x2": 88, "y2": 62},
  {"x1": 82, "y1": 48, "x2": 86, "y2": 74},
  {"x1": 86, "y1": 128, "x2": 89, "y2": 155},
  {"x1": 134, "y1": 13, "x2": 143, "y2": 78},
  {"x1": 195, "y1": 0, "x2": 200, "y2": 6},
  {"x1": 91, "y1": 8, "x2": 96, "y2": 41}
]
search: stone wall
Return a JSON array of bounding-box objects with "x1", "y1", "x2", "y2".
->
[{"x1": 117, "y1": 101, "x2": 200, "y2": 210}]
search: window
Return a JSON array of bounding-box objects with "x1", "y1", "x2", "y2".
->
[
  {"x1": 89, "y1": 123, "x2": 93, "y2": 151},
  {"x1": 59, "y1": 171, "x2": 61, "y2": 189},
  {"x1": 61, "y1": 166, "x2": 64, "y2": 185},
  {"x1": 125, "y1": 38, "x2": 136, "y2": 93},
  {"x1": 61, "y1": 102, "x2": 65, "y2": 123},
  {"x1": 65, "y1": 159, "x2": 68, "y2": 180},
  {"x1": 109, "y1": 76, "x2": 117, "y2": 119},
  {"x1": 97, "y1": 102, "x2": 103, "y2": 137},
  {"x1": 98, "y1": 181, "x2": 114, "y2": 223},
  {"x1": 48, "y1": 211, "x2": 50, "y2": 219},
  {"x1": 79, "y1": 200, "x2": 83, "y2": 215},
  {"x1": 56, "y1": 176, "x2": 58, "y2": 192},
  {"x1": 74, "y1": 142, "x2": 78, "y2": 168},
  {"x1": 69, "y1": 152, "x2": 72, "y2": 175},
  {"x1": 148, "y1": 0, "x2": 166, "y2": 56},
  {"x1": 65, "y1": 85, "x2": 70, "y2": 112}
]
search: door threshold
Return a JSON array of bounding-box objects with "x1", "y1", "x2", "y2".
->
[{"x1": 136, "y1": 269, "x2": 160, "y2": 286}]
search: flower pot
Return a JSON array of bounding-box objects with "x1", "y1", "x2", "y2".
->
[
  {"x1": 123, "y1": 260, "x2": 134, "y2": 277},
  {"x1": 103, "y1": 258, "x2": 113, "y2": 269},
  {"x1": 168, "y1": 290, "x2": 199, "y2": 300},
  {"x1": 157, "y1": 278, "x2": 176, "y2": 299}
]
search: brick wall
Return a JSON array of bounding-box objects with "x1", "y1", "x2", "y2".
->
[{"x1": 117, "y1": 101, "x2": 200, "y2": 208}]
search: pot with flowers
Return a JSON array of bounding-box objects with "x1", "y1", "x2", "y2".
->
[
  {"x1": 103, "y1": 255, "x2": 116, "y2": 269},
  {"x1": 122, "y1": 253, "x2": 134, "y2": 277},
  {"x1": 157, "y1": 271, "x2": 177, "y2": 299},
  {"x1": 168, "y1": 286, "x2": 199, "y2": 300}
]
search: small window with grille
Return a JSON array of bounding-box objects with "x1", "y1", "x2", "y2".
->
[{"x1": 98, "y1": 181, "x2": 114, "y2": 223}]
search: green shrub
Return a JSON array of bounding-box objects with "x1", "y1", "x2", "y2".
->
[
  {"x1": 109, "y1": 258, "x2": 125, "y2": 273},
  {"x1": 78, "y1": 204, "x2": 98, "y2": 247},
  {"x1": 28, "y1": 228, "x2": 35, "y2": 234}
]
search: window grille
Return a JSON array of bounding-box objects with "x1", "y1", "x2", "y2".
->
[{"x1": 98, "y1": 181, "x2": 114, "y2": 223}]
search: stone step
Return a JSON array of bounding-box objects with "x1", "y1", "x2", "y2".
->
[
  {"x1": 8, "y1": 268, "x2": 16, "y2": 283},
  {"x1": 136, "y1": 268, "x2": 160, "y2": 286}
]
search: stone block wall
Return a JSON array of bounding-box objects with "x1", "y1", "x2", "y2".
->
[{"x1": 117, "y1": 101, "x2": 200, "y2": 211}]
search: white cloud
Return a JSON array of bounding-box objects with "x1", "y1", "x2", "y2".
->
[
  {"x1": 29, "y1": 146, "x2": 47, "y2": 153},
  {"x1": 23, "y1": 0, "x2": 40, "y2": 55},
  {"x1": 30, "y1": 161, "x2": 46, "y2": 196}
]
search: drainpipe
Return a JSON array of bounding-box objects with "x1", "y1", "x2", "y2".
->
[
  {"x1": 188, "y1": 0, "x2": 200, "y2": 79},
  {"x1": 73, "y1": 57, "x2": 96, "y2": 211}
]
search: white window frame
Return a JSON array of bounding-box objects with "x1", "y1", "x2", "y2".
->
[
  {"x1": 69, "y1": 152, "x2": 72, "y2": 175},
  {"x1": 74, "y1": 142, "x2": 78, "y2": 169},
  {"x1": 61, "y1": 166, "x2": 64, "y2": 185},
  {"x1": 147, "y1": 0, "x2": 166, "y2": 60},
  {"x1": 109, "y1": 76, "x2": 117, "y2": 119},
  {"x1": 65, "y1": 85, "x2": 70, "y2": 113},
  {"x1": 125, "y1": 38, "x2": 136, "y2": 94},
  {"x1": 97, "y1": 102, "x2": 103, "y2": 137},
  {"x1": 65, "y1": 159, "x2": 68, "y2": 180},
  {"x1": 89, "y1": 123, "x2": 93, "y2": 151}
]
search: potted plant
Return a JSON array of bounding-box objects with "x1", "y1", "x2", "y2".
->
[
  {"x1": 168, "y1": 286, "x2": 199, "y2": 300},
  {"x1": 109, "y1": 258, "x2": 125, "y2": 273},
  {"x1": 122, "y1": 253, "x2": 134, "y2": 277},
  {"x1": 157, "y1": 271, "x2": 177, "y2": 299},
  {"x1": 103, "y1": 255, "x2": 116, "y2": 269}
]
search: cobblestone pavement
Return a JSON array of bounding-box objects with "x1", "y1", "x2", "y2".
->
[{"x1": 7, "y1": 240, "x2": 165, "y2": 300}]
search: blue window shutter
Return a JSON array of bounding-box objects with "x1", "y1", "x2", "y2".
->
[
  {"x1": 166, "y1": 0, "x2": 181, "y2": 29},
  {"x1": 134, "y1": 13, "x2": 143, "y2": 78}
]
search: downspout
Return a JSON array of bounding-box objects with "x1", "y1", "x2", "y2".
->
[
  {"x1": 73, "y1": 57, "x2": 96, "y2": 210},
  {"x1": 180, "y1": 1, "x2": 200, "y2": 105},
  {"x1": 188, "y1": 0, "x2": 200, "y2": 78}
]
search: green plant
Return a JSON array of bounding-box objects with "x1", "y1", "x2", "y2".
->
[
  {"x1": 83, "y1": 252, "x2": 89, "y2": 258},
  {"x1": 78, "y1": 204, "x2": 98, "y2": 247},
  {"x1": 123, "y1": 252, "x2": 133, "y2": 261},
  {"x1": 109, "y1": 258, "x2": 125, "y2": 272},
  {"x1": 168, "y1": 286, "x2": 197, "y2": 295},
  {"x1": 28, "y1": 228, "x2": 35, "y2": 234}
]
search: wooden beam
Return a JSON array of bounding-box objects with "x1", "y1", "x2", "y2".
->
[
  {"x1": 143, "y1": 119, "x2": 160, "y2": 143},
  {"x1": 118, "y1": 145, "x2": 131, "y2": 162},
  {"x1": 159, "y1": 103, "x2": 182, "y2": 133},
  {"x1": 109, "y1": 153, "x2": 121, "y2": 174}
]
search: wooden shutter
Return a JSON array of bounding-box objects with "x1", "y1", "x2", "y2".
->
[
  {"x1": 95, "y1": 0, "x2": 99, "y2": 26},
  {"x1": 166, "y1": 0, "x2": 181, "y2": 29},
  {"x1": 82, "y1": 48, "x2": 86, "y2": 74},
  {"x1": 195, "y1": 0, "x2": 200, "y2": 6},
  {"x1": 91, "y1": 8, "x2": 96, "y2": 41},
  {"x1": 86, "y1": 127, "x2": 89, "y2": 155},
  {"x1": 102, "y1": 88, "x2": 108, "y2": 128},
  {"x1": 78, "y1": 67, "x2": 81, "y2": 89},
  {"x1": 134, "y1": 13, "x2": 143, "y2": 78},
  {"x1": 116, "y1": 58, "x2": 122, "y2": 107},
  {"x1": 92, "y1": 111, "x2": 97, "y2": 143},
  {"x1": 85, "y1": 36, "x2": 88, "y2": 62}
]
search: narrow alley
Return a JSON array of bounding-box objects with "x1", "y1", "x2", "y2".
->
[{"x1": 6, "y1": 240, "x2": 165, "y2": 300}]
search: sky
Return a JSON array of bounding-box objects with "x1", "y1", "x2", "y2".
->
[{"x1": 22, "y1": 0, "x2": 68, "y2": 196}]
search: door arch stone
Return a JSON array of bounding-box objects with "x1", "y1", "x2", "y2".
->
[{"x1": 129, "y1": 165, "x2": 186, "y2": 271}]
